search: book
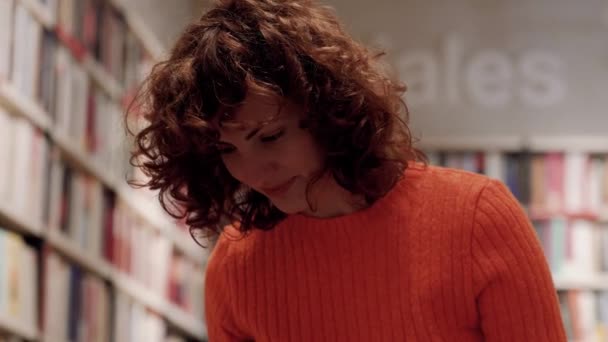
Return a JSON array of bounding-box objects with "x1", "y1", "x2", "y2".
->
[{"x1": 0, "y1": 0, "x2": 15, "y2": 80}]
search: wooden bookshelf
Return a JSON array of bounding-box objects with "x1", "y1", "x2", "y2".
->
[
  {"x1": 0, "y1": 81, "x2": 51, "y2": 131},
  {"x1": 0, "y1": 203, "x2": 43, "y2": 238}
]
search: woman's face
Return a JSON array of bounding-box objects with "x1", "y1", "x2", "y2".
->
[{"x1": 217, "y1": 92, "x2": 324, "y2": 214}]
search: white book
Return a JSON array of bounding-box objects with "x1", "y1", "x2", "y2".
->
[
  {"x1": 88, "y1": 180, "x2": 104, "y2": 258},
  {"x1": 152, "y1": 233, "x2": 171, "y2": 296},
  {"x1": 114, "y1": 291, "x2": 131, "y2": 342},
  {"x1": 46, "y1": 151, "x2": 64, "y2": 231},
  {"x1": 11, "y1": 2, "x2": 27, "y2": 89},
  {"x1": 68, "y1": 173, "x2": 85, "y2": 246},
  {"x1": 0, "y1": 0, "x2": 15, "y2": 80},
  {"x1": 599, "y1": 291, "x2": 608, "y2": 328},
  {"x1": 576, "y1": 291, "x2": 598, "y2": 342},
  {"x1": 11, "y1": 118, "x2": 34, "y2": 216},
  {"x1": 588, "y1": 157, "x2": 604, "y2": 215},
  {"x1": 0, "y1": 229, "x2": 5, "y2": 313},
  {"x1": 69, "y1": 62, "x2": 89, "y2": 147},
  {"x1": 11, "y1": 2, "x2": 41, "y2": 98},
  {"x1": 564, "y1": 152, "x2": 587, "y2": 214},
  {"x1": 4, "y1": 231, "x2": 23, "y2": 318},
  {"x1": 93, "y1": 88, "x2": 107, "y2": 163},
  {"x1": 564, "y1": 220, "x2": 597, "y2": 276},
  {"x1": 20, "y1": 245, "x2": 38, "y2": 328},
  {"x1": 484, "y1": 151, "x2": 504, "y2": 182},
  {"x1": 23, "y1": 6, "x2": 42, "y2": 99},
  {"x1": 54, "y1": 47, "x2": 73, "y2": 135},
  {"x1": 29, "y1": 130, "x2": 48, "y2": 227},
  {"x1": 0, "y1": 109, "x2": 15, "y2": 203},
  {"x1": 98, "y1": 284, "x2": 110, "y2": 342},
  {"x1": 601, "y1": 226, "x2": 608, "y2": 272}
]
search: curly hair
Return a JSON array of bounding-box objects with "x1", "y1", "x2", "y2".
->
[{"x1": 128, "y1": 0, "x2": 425, "y2": 241}]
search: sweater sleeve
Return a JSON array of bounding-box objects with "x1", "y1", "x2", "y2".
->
[
  {"x1": 471, "y1": 179, "x2": 567, "y2": 342},
  {"x1": 204, "y1": 234, "x2": 249, "y2": 342}
]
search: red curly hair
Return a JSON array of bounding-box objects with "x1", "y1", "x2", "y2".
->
[{"x1": 128, "y1": 0, "x2": 425, "y2": 241}]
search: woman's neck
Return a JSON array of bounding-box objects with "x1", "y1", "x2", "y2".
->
[{"x1": 299, "y1": 173, "x2": 368, "y2": 219}]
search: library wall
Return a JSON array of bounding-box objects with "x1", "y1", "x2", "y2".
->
[{"x1": 325, "y1": 0, "x2": 608, "y2": 138}]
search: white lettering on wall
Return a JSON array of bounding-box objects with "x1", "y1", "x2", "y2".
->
[{"x1": 390, "y1": 34, "x2": 566, "y2": 108}]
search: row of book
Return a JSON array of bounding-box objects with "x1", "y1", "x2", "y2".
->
[
  {"x1": 42, "y1": 250, "x2": 194, "y2": 342},
  {"x1": 0, "y1": 228, "x2": 38, "y2": 333},
  {"x1": 0, "y1": 0, "x2": 148, "y2": 177},
  {"x1": 534, "y1": 220, "x2": 608, "y2": 277},
  {"x1": 559, "y1": 290, "x2": 608, "y2": 342},
  {"x1": 0, "y1": 111, "x2": 49, "y2": 226},
  {"x1": 428, "y1": 151, "x2": 608, "y2": 219},
  {"x1": 0, "y1": 0, "x2": 150, "y2": 92},
  {"x1": 55, "y1": 0, "x2": 150, "y2": 89},
  {"x1": 43, "y1": 251, "x2": 111, "y2": 341},
  {"x1": 0, "y1": 110, "x2": 207, "y2": 338}
]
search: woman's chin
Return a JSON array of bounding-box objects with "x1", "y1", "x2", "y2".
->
[{"x1": 271, "y1": 199, "x2": 305, "y2": 215}]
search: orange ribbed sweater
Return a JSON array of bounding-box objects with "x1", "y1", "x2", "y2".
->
[{"x1": 204, "y1": 164, "x2": 567, "y2": 341}]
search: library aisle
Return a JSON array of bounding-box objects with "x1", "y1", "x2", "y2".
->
[{"x1": 0, "y1": 0, "x2": 209, "y2": 341}]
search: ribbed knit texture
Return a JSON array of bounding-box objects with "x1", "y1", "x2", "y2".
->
[{"x1": 204, "y1": 164, "x2": 567, "y2": 341}]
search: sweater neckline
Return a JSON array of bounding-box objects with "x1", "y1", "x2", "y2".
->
[{"x1": 281, "y1": 163, "x2": 424, "y2": 229}]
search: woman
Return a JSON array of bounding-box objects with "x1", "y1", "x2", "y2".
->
[{"x1": 130, "y1": 0, "x2": 567, "y2": 341}]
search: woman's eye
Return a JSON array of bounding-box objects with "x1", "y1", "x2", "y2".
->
[{"x1": 260, "y1": 129, "x2": 285, "y2": 143}]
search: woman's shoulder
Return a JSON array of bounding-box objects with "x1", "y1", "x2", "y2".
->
[
  {"x1": 402, "y1": 162, "x2": 493, "y2": 198},
  {"x1": 205, "y1": 223, "x2": 270, "y2": 272}
]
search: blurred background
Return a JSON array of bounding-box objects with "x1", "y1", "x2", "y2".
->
[{"x1": 0, "y1": 0, "x2": 606, "y2": 341}]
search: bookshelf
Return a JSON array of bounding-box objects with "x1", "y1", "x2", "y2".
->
[
  {"x1": 0, "y1": 313, "x2": 39, "y2": 342},
  {"x1": 421, "y1": 136, "x2": 608, "y2": 341},
  {"x1": 0, "y1": 0, "x2": 208, "y2": 341}
]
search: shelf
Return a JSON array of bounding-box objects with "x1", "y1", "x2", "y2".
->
[
  {"x1": 165, "y1": 303, "x2": 208, "y2": 341},
  {"x1": 526, "y1": 136, "x2": 608, "y2": 153},
  {"x1": 0, "y1": 81, "x2": 51, "y2": 131},
  {"x1": 82, "y1": 56, "x2": 125, "y2": 101},
  {"x1": 0, "y1": 203, "x2": 43, "y2": 238},
  {"x1": 108, "y1": 0, "x2": 166, "y2": 59},
  {"x1": 0, "y1": 313, "x2": 39, "y2": 341},
  {"x1": 47, "y1": 234, "x2": 207, "y2": 340},
  {"x1": 18, "y1": 0, "x2": 55, "y2": 29},
  {"x1": 46, "y1": 230, "x2": 112, "y2": 278},
  {"x1": 418, "y1": 136, "x2": 523, "y2": 152},
  {"x1": 553, "y1": 274, "x2": 608, "y2": 290},
  {"x1": 111, "y1": 271, "x2": 207, "y2": 340},
  {"x1": 418, "y1": 135, "x2": 608, "y2": 153}
]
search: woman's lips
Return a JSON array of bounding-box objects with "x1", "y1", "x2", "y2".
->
[{"x1": 261, "y1": 177, "x2": 297, "y2": 197}]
